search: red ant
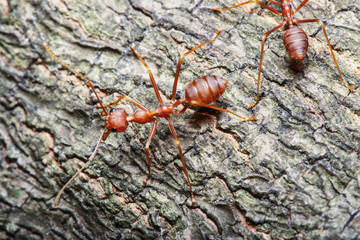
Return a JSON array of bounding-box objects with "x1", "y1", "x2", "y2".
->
[
  {"x1": 215, "y1": 0, "x2": 354, "y2": 108},
  {"x1": 44, "y1": 30, "x2": 255, "y2": 206}
]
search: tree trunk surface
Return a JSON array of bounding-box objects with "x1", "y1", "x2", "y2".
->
[{"x1": 1, "y1": 0, "x2": 360, "y2": 239}]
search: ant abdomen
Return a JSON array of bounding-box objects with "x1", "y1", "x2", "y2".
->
[
  {"x1": 283, "y1": 27, "x2": 309, "y2": 60},
  {"x1": 185, "y1": 75, "x2": 228, "y2": 104}
]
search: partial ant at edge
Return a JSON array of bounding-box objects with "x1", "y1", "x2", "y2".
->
[{"x1": 215, "y1": 0, "x2": 354, "y2": 108}]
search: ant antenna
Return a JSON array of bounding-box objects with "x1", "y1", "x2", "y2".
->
[
  {"x1": 53, "y1": 127, "x2": 107, "y2": 206},
  {"x1": 43, "y1": 43, "x2": 108, "y2": 114}
]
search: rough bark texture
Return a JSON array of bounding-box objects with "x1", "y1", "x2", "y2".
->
[{"x1": 1, "y1": 0, "x2": 360, "y2": 239}]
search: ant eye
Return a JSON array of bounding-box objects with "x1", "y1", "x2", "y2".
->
[
  {"x1": 111, "y1": 128, "x2": 117, "y2": 132},
  {"x1": 110, "y1": 108, "x2": 115, "y2": 112}
]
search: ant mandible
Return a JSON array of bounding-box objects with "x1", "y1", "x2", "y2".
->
[
  {"x1": 215, "y1": 0, "x2": 354, "y2": 108},
  {"x1": 44, "y1": 30, "x2": 255, "y2": 206}
]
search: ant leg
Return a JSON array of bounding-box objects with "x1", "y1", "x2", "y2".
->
[
  {"x1": 131, "y1": 45, "x2": 164, "y2": 106},
  {"x1": 166, "y1": 117, "x2": 197, "y2": 205},
  {"x1": 215, "y1": 0, "x2": 281, "y2": 16},
  {"x1": 101, "y1": 95, "x2": 148, "y2": 112},
  {"x1": 189, "y1": 101, "x2": 256, "y2": 121},
  {"x1": 266, "y1": 0, "x2": 281, "y2": 5},
  {"x1": 294, "y1": 0, "x2": 311, "y2": 14},
  {"x1": 172, "y1": 30, "x2": 221, "y2": 101},
  {"x1": 54, "y1": 127, "x2": 107, "y2": 207},
  {"x1": 173, "y1": 104, "x2": 190, "y2": 115},
  {"x1": 44, "y1": 43, "x2": 107, "y2": 114},
  {"x1": 143, "y1": 120, "x2": 158, "y2": 184},
  {"x1": 295, "y1": 19, "x2": 353, "y2": 91},
  {"x1": 247, "y1": 20, "x2": 287, "y2": 109},
  {"x1": 101, "y1": 96, "x2": 127, "y2": 109}
]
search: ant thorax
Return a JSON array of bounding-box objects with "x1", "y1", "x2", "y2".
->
[
  {"x1": 282, "y1": 2, "x2": 294, "y2": 25},
  {"x1": 154, "y1": 105, "x2": 175, "y2": 118},
  {"x1": 127, "y1": 109, "x2": 156, "y2": 124}
]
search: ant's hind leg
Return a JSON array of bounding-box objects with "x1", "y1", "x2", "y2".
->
[{"x1": 189, "y1": 101, "x2": 256, "y2": 121}]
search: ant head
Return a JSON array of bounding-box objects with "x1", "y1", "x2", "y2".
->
[{"x1": 103, "y1": 109, "x2": 129, "y2": 140}]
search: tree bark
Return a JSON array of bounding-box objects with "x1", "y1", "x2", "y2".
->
[{"x1": 1, "y1": 0, "x2": 360, "y2": 239}]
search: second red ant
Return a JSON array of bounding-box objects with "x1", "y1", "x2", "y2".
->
[
  {"x1": 215, "y1": 0, "x2": 354, "y2": 108},
  {"x1": 44, "y1": 30, "x2": 255, "y2": 206}
]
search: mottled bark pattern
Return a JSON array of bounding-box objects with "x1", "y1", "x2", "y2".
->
[{"x1": 1, "y1": 0, "x2": 360, "y2": 239}]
